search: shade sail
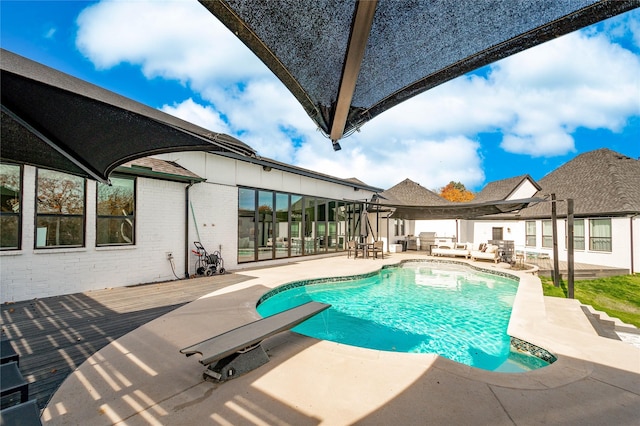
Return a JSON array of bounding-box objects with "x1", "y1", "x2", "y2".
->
[
  {"x1": 199, "y1": 0, "x2": 638, "y2": 148},
  {"x1": 371, "y1": 198, "x2": 545, "y2": 220},
  {"x1": 1, "y1": 49, "x2": 256, "y2": 183}
]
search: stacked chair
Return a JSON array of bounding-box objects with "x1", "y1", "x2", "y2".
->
[{"x1": 1, "y1": 339, "x2": 41, "y2": 425}]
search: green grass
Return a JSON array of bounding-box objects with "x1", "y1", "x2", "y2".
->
[{"x1": 540, "y1": 274, "x2": 640, "y2": 328}]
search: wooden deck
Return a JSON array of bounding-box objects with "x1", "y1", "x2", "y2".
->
[{"x1": 0, "y1": 273, "x2": 252, "y2": 410}]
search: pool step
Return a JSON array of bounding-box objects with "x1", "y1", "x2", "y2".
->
[{"x1": 580, "y1": 305, "x2": 638, "y2": 343}]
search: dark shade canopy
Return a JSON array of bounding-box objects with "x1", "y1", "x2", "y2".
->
[
  {"x1": 1, "y1": 49, "x2": 256, "y2": 183},
  {"x1": 199, "y1": 0, "x2": 638, "y2": 147},
  {"x1": 372, "y1": 198, "x2": 545, "y2": 220}
]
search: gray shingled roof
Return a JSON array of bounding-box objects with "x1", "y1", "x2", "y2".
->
[
  {"x1": 518, "y1": 149, "x2": 640, "y2": 218},
  {"x1": 379, "y1": 178, "x2": 451, "y2": 206},
  {"x1": 473, "y1": 175, "x2": 541, "y2": 203},
  {"x1": 116, "y1": 157, "x2": 204, "y2": 183}
]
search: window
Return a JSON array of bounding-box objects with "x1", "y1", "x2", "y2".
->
[
  {"x1": 0, "y1": 163, "x2": 22, "y2": 250},
  {"x1": 36, "y1": 169, "x2": 85, "y2": 248},
  {"x1": 492, "y1": 227, "x2": 503, "y2": 241},
  {"x1": 394, "y1": 219, "x2": 399, "y2": 236},
  {"x1": 400, "y1": 219, "x2": 405, "y2": 236},
  {"x1": 542, "y1": 220, "x2": 553, "y2": 248},
  {"x1": 237, "y1": 188, "x2": 359, "y2": 263},
  {"x1": 274, "y1": 193, "x2": 290, "y2": 258},
  {"x1": 238, "y1": 188, "x2": 256, "y2": 263},
  {"x1": 257, "y1": 191, "x2": 274, "y2": 260},
  {"x1": 566, "y1": 219, "x2": 585, "y2": 251},
  {"x1": 96, "y1": 176, "x2": 135, "y2": 245},
  {"x1": 590, "y1": 218, "x2": 611, "y2": 252},
  {"x1": 525, "y1": 221, "x2": 536, "y2": 247}
]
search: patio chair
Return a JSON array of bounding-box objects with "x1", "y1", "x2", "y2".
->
[
  {"x1": 368, "y1": 240, "x2": 384, "y2": 259},
  {"x1": 347, "y1": 240, "x2": 364, "y2": 258}
]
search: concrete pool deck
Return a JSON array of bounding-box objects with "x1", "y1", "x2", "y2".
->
[{"x1": 42, "y1": 253, "x2": 640, "y2": 425}]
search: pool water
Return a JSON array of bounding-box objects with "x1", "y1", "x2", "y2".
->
[{"x1": 257, "y1": 262, "x2": 552, "y2": 372}]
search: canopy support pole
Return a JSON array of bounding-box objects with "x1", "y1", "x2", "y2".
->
[{"x1": 329, "y1": 0, "x2": 378, "y2": 145}]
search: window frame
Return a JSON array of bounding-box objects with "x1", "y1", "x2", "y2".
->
[
  {"x1": 589, "y1": 218, "x2": 612, "y2": 252},
  {"x1": 525, "y1": 221, "x2": 536, "y2": 247},
  {"x1": 541, "y1": 220, "x2": 553, "y2": 248},
  {"x1": 0, "y1": 163, "x2": 23, "y2": 250},
  {"x1": 565, "y1": 218, "x2": 585, "y2": 251},
  {"x1": 96, "y1": 175, "x2": 136, "y2": 246},
  {"x1": 35, "y1": 168, "x2": 86, "y2": 249}
]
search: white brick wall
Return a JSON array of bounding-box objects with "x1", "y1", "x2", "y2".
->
[
  {"x1": 1, "y1": 153, "x2": 379, "y2": 302},
  {"x1": 1, "y1": 167, "x2": 187, "y2": 302}
]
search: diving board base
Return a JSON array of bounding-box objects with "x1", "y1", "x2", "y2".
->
[{"x1": 202, "y1": 344, "x2": 270, "y2": 382}]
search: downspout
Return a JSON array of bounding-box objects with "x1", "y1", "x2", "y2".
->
[
  {"x1": 185, "y1": 181, "x2": 195, "y2": 278},
  {"x1": 631, "y1": 214, "x2": 638, "y2": 275}
]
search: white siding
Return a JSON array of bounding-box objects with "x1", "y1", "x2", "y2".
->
[{"x1": 508, "y1": 179, "x2": 539, "y2": 200}]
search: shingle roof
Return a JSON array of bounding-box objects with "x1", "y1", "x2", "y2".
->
[
  {"x1": 380, "y1": 178, "x2": 451, "y2": 206},
  {"x1": 518, "y1": 148, "x2": 640, "y2": 218},
  {"x1": 116, "y1": 157, "x2": 204, "y2": 182},
  {"x1": 473, "y1": 175, "x2": 540, "y2": 203}
]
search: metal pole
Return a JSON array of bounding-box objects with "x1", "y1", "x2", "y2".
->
[
  {"x1": 567, "y1": 199, "x2": 575, "y2": 299},
  {"x1": 551, "y1": 194, "x2": 560, "y2": 287}
]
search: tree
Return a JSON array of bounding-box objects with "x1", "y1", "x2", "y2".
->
[{"x1": 439, "y1": 181, "x2": 475, "y2": 202}]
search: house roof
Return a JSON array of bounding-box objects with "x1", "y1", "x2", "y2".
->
[
  {"x1": 379, "y1": 178, "x2": 450, "y2": 206},
  {"x1": 517, "y1": 148, "x2": 640, "y2": 218},
  {"x1": 373, "y1": 178, "x2": 541, "y2": 220},
  {"x1": 199, "y1": 0, "x2": 637, "y2": 146},
  {"x1": 1, "y1": 49, "x2": 256, "y2": 184},
  {"x1": 473, "y1": 175, "x2": 541, "y2": 203},
  {"x1": 115, "y1": 157, "x2": 205, "y2": 183}
]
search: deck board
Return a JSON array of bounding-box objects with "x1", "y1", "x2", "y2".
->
[{"x1": 0, "y1": 273, "x2": 252, "y2": 410}]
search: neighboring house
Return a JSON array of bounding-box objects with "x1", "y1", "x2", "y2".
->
[
  {"x1": 461, "y1": 175, "x2": 542, "y2": 246},
  {"x1": 465, "y1": 149, "x2": 640, "y2": 273},
  {"x1": 0, "y1": 153, "x2": 380, "y2": 302},
  {"x1": 375, "y1": 179, "x2": 452, "y2": 249}
]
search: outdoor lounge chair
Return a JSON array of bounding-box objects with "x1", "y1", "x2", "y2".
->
[{"x1": 180, "y1": 301, "x2": 330, "y2": 382}]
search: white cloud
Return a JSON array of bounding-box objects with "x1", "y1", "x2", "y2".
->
[
  {"x1": 160, "y1": 98, "x2": 230, "y2": 134},
  {"x1": 295, "y1": 135, "x2": 485, "y2": 191},
  {"x1": 74, "y1": 1, "x2": 640, "y2": 190},
  {"x1": 75, "y1": 0, "x2": 269, "y2": 87}
]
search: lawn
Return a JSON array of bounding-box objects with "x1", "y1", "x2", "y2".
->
[{"x1": 540, "y1": 274, "x2": 640, "y2": 328}]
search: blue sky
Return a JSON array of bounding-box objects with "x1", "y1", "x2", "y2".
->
[{"x1": 2, "y1": 0, "x2": 639, "y2": 192}]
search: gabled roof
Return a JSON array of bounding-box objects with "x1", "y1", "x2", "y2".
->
[
  {"x1": 518, "y1": 149, "x2": 640, "y2": 218},
  {"x1": 379, "y1": 178, "x2": 450, "y2": 206},
  {"x1": 473, "y1": 175, "x2": 541, "y2": 203}
]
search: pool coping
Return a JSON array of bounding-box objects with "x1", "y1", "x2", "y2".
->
[{"x1": 42, "y1": 253, "x2": 640, "y2": 425}]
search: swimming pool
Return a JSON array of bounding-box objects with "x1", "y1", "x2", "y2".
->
[{"x1": 257, "y1": 260, "x2": 555, "y2": 372}]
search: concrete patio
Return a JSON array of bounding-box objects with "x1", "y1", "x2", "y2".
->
[{"x1": 29, "y1": 253, "x2": 640, "y2": 424}]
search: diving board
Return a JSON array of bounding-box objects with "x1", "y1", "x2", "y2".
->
[{"x1": 180, "y1": 301, "x2": 330, "y2": 382}]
